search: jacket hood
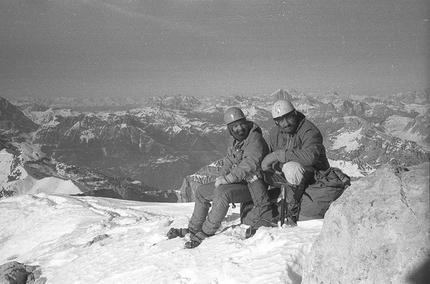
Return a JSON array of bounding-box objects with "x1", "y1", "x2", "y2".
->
[
  {"x1": 229, "y1": 121, "x2": 260, "y2": 142},
  {"x1": 294, "y1": 111, "x2": 306, "y2": 133}
]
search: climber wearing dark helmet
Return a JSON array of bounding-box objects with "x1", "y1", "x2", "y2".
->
[{"x1": 167, "y1": 107, "x2": 274, "y2": 248}]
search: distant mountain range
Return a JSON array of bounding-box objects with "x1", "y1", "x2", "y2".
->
[{"x1": 1, "y1": 88, "x2": 429, "y2": 201}]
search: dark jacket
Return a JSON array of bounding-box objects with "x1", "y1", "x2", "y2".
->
[
  {"x1": 220, "y1": 121, "x2": 269, "y2": 182},
  {"x1": 267, "y1": 111, "x2": 330, "y2": 171}
]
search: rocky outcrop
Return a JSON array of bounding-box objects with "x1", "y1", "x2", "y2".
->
[
  {"x1": 0, "y1": 97, "x2": 39, "y2": 136},
  {"x1": 404, "y1": 110, "x2": 430, "y2": 147},
  {"x1": 0, "y1": 261, "x2": 46, "y2": 284},
  {"x1": 303, "y1": 162, "x2": 430, "y2": 284},
  {"x1": 178, "y1": 159, "x2": 224, "y2": 202}
]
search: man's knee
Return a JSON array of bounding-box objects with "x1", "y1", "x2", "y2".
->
[
  {"x1": 195, "y1": 183, "x2": 213, "y2": 203},
  {"x1": 213, "y1": 186, "x2": 228, "y2": 200},
  {"x1": 194, "y1": 187, "x2": 204, "y2": 203},
  {"x1": 282, "y1": 161, "x2": 306, "y2": 185}
]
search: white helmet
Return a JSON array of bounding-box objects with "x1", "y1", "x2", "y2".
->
[
  {"x1": 224, "y1": 107, "x2": 246, "y2": 125},
  {"x1": 271, "y1": 100, "x2": 295, "y2": 119}
]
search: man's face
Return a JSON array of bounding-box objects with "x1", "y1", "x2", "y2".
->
[
  {"x1": 230, "y1": 120, "x2": 249, "y2": 139},
  {"x1": 274, "y1": 111, "x2": 298, "y2": 134}
]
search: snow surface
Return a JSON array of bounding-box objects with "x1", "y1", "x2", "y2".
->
[
  {"x1": 328, "y1": 159, "x2": 368, "y2": 177},
  {"x1": 383, "y1": 115, "x2": 428, "y2": 150},
  {"x1": 0, "y1": 150, "x2": 14, "y2": 188},
  {"x1": 331, "y1": 128, "x2": 362, "y2": 152},
  {"x1": 0, "y1": 192, "x2": 323, "y2": 284},
  {"x1": 80, "y1": 129, "x2": 96, "y2": 143}
]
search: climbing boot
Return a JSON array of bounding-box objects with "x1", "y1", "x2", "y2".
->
[
  {"x1": 245, "y1": 227, "x2": 258, "y2": 238},
  {"x1": 285, "y1": 215, "x2": 297, "y2": 227},
  {"x1": 184, "y1": 231, "x2": 208, "y2": 249},
  {"x1": 167, "y1": 228, "x2": 189, "y2": 239}
]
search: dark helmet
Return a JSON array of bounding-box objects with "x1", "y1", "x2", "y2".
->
[{"x1": 224, "y1": 107, "x2": 246, "y2": 125}]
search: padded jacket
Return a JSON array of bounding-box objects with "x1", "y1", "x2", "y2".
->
[
  {"x1": 220, "y1": 121, "x2": 269, "y2": 183},
  {"x1": 267, "y1": 111, "x2": 330, "y2": 171}
]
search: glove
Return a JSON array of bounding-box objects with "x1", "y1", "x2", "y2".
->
[
  {"x1": 261, "y1": 150, "x2": 285, "y2": 171},
  {"x1": 215, "y1": 176, "x2": 228, "y2": 188},
  {"x1": 215, "y1": 174, "x2": 236, "y2": 187}
]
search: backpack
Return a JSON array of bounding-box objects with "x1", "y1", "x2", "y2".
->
[{"x1": 299, "y1": 167, "x2": 351, "y2": 220}]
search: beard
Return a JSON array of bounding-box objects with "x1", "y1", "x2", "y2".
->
[
  {"x1": 279, "y1": 118, "x2": 298, "y2": 134},
  {"x1": 233, "y1": 127, "x2": 249, "y2": 141},
  {"x1": 228, "y1": 121, "x2": 250, "y2": 141},
  {"x1": 235, "y1": 128, "x2": 246, "y2": 136},
  {"x1": 280, "y1": 125, "x2": 296, "y2": 134}
]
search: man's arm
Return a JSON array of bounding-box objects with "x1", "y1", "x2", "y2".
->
[
  {"x1": 262, "y1": 124, "x2": 324, "y2": 170},
  {"x1": 284, "y1": 128, "x2": 324, "y2": 167},
  {"x1": 224, "y1": 132, "x2": 267, "y2": 183}
]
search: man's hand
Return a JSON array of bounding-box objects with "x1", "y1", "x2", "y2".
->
[
  {"x1": 215, "y1": 174, "x2": 235, "y2": 187},
  {"x1": 261, "y1": 150, "x2": 284, "y2": 171},
  {"x1": 215, "y1": 176, "x2": 228, "y2": 188}
]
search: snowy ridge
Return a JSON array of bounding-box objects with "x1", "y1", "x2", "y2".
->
[
  {"x1": 328, "y1": 159, "x2": 368, "y2": 177},
  {"x1": 0, "y1": 193, "x2": 323, "y2": 283},
  {"x1": 0, "y1": 140, "x2": 176, "y2": 202},
  {"x1": 0, "y1": 148, "x2": 82, "y2": 196}
]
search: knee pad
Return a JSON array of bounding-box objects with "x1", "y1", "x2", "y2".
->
[{"x1": 282, "y1": 161, "x2": 305, "y2": 185}]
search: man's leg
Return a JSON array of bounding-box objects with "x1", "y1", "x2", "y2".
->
[
  {"x1": 201, "y1": 182, "x2": 251, "y2": 236},
  {"x1": 188, "y1": 182, "x2": 216, "y2": 233},
  {"x1": 168, "y1": 182, "x2": 216, "y2": 240},
  {"x1": 242, "y1": 179, "x2": 275, "y2": 228},
  {"x1": 263, "y1": 170, "x2": 287, "y2": 222},
  {"x1": 282, "y1": 161, "x2": 314, "y2": 225}
]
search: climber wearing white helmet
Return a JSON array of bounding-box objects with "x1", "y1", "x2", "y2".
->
[
  {"x1": 262, "y1": 99, "x2": 330, "y2": 226},
  {"x1": 167, "y1": 107, "x2": 275, "y2": 248}
]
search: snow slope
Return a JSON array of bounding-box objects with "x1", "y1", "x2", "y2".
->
[
  {"x1": 0, "y1": 193, "x2": 323, "y2": 284},
  {"x1": 0, "y1": 149, "x2": 83, "y2": 196}
]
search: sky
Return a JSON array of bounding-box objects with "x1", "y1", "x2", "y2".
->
[
  {"x1": 0, "y1": 0, "x2": 429, "y2": 100},
  {"x1": 0, "y1": 192, "x2": 324, "y2": 284}
]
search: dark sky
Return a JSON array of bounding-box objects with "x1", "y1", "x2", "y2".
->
[{"x1": 1, "y1": 0, "x2": 429, "y2": 100}]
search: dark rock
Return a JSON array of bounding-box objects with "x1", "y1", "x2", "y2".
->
[
  {"x1": 0, "y1": 261, "x2": 46, "y2": 284},
  {"x1": 0, "y1": 98, "x2": 39, "y2": 137}
]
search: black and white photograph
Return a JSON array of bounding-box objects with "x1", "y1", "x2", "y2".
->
[{"x1": 0, "y1": 1, "x2": 429, "y2": 283}]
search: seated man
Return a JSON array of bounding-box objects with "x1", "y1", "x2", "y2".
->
[
  {"x1": 262, "y1": 100, "x2": 330, "y2": 226},
  {"x1": 168, "y1": 107, "x2": 274, "y2": 248}
]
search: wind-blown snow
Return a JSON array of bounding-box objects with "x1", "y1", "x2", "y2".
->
[
  {"x1": 155, "y1": 155, "x2": 180, "y2": 163},
  {"x1": 331, "y1": 128, "x2": 362, "y2": 151},
  {"x1": 404, "y1": 103, "x2": 429, "y2": 115},
  {"x1": 0, "y1": 150, "x2": 14, "y2": 188},
  {"x1": 383, "y1": 115, "x2": 427, "y2": 149},
  {"x1": 383, "y1": 115, "x2": 413, "y2": 138},
  {"x1": 27, "y1": 178, "x2": 82, "y2": 195},
  {"x1": 328, "y1": 159, "x2": 368, "y2": 177},
  {"x1": 80, "y1": 130, "x2": 96, "y2": 143},
  {"x1": 16, "y1": 142, "x2": 45, "y2": 162},
  {"x1": 0, "y1": 193, "x2": 323, "y2": 284},
  {"x1": 0, "y1": 149, "x2": 83, "y2": 196},
  {"x1": 7, "y1": 175, "x2": 83, "y2": 196}
]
